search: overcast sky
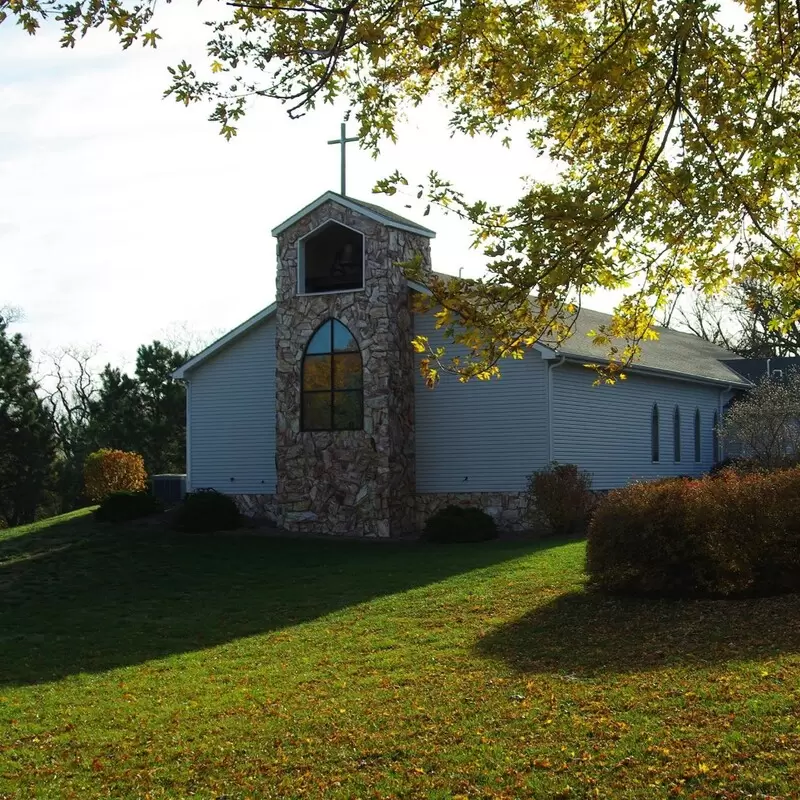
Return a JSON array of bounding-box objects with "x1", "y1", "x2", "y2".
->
[{"x1": 2, "y1": 7, "x2": 592, "y2": 368}]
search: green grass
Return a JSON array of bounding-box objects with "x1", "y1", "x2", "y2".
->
[{"x1": 2, "y1": 511, "x2": 800, "y2": 799}]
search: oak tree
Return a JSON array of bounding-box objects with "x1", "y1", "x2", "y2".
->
[{"x1": 6, "y1": 0, "x2": 800, "y2": 380}]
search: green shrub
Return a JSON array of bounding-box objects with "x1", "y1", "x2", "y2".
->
[
  {"x1": 172, "y1": 489, "x2": 241, "y2": 533},
  {"x1": 424, "y1": 505, "x2": 498, "y2": 543},
  {"x1": 587, "y1": 467, "x2": 800, "y2": 597},
  {"x1": 527, "y1": 462, "x2": 595, "y2": 536},
  {"x1": 95, "y1": 491, "x2": 163, "y2": 523}
]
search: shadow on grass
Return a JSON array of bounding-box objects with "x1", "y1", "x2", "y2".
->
[
  {"x1": 475, "y1": 588, "x2": 800, "y2": 675},
  {"x1": 0, "y1": 514, "x2": 544, "y2": 686}
]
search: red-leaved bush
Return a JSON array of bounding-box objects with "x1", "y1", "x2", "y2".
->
[
  {"x1": 527, "y1": 462, "x2": 595, "y2": 535},
  {"x1": 587, "y1": 468, "x2": 800, "y2": 597},
  {"x1": 84, "y1": 449, "x2": 147, "y2": 502}
]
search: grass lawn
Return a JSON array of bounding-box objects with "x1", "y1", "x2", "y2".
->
[{"x1": 2, "y1": 512, "x2": 800, "y2": 799}]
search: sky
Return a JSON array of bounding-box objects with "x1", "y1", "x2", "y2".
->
[{"x1": 2, "y1": 6, "x2": 573, "y2": 368}]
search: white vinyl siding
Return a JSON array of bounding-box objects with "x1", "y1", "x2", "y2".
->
[
  {"x1": 413, "y1": 311, "x2": 550, "y2": 491},
  {"x1": 552, "y1": 362, "x2": 724, "y2": 489},
  {"x1": 186, "y1": 317, "x2": 276, "y2": 493}
]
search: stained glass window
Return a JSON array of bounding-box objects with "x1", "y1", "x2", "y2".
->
[{"x1": 301, "y1": 320, "x2": 363, "y2": 431}]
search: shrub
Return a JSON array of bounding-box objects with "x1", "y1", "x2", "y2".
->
[
  {"x1": 527, "y1": 462, "x2": 594, "y2": 536},
  {"x1": 709, "y1": 457, "x2": 768, "y2": 477},
  {"x1": 84, "y1": 449, "x2": 147, "y2": 502},
  {"x1": 720, "y1": 370, "x2": 800, "y2": 468},
  {"x1": 95, "y1": 491, "x2": 163, "y2": 523},
  {"x1": 424, "y1": 505, "x2": 498, "y2": 543},
  {"x1": 172, "y1": 489, "x2": 241, "y2": 533},
  {"x1": 587, "y1": 467, "x2": 800, "y2": 597}
]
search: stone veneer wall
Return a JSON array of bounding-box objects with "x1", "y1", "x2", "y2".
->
[
  {"x1": 274, "y1": 200, "x2": 431, "y2": 537},
  {"x1": 233, "y1": 491, "x2": 533, "y2": 533},
  {"x1": 232, "y1": 493, "x2": 279, "y2": 521},
  {"x1": 415, "y1": 492, "x2": 531, "y2": 532}
]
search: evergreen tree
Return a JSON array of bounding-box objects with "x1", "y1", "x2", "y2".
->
[
  {"x1": 0, "y1": 315, "x2": 55, "y2": 527},
  {"x1": 88, "y1": 341, "x2": 186, "y2": 475}
]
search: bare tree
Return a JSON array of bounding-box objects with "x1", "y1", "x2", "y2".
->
[
  {"x1": 670, "y1": 282, "x2": 800, "y2": 357},
  {"x1": 159, "y1": 321, "x2": 224, "y2": 359},
  {"x1": 720, "y1": 371, "x2": 800, "y2": 467},
  {"x1": 38, "y1": 346, "x2": 101, "y2": 509},
  {"x1": 0, "y1": 305, "x2": 24, "y2": 325},
  {"x1": 39, "y1": 346, "x2": 100, "y2": 448}
]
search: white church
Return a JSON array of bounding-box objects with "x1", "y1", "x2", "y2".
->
[{"x1": 172, "y1": 190, "x2": 751, "y2": 537}]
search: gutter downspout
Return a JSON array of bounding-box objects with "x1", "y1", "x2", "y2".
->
[{"x1": 547, "y1": 355, "x2": 566, "y2": 463}]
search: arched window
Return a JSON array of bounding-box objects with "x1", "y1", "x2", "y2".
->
[
  {"x1": 301, "y1": 319, "x2": 363, "y2": 431},
  {"x1": 651, "y1": 404, "x2": 660, "y2": 462},
  {"x1": 694, "y1": 408, "x2": 701, "y2": 462},
  {"x1": 673, "y1": 406, "x2": 681, "y2": 462},
  {"x1": 712, "y1": 411, "x2": 720, "y2": 463}
]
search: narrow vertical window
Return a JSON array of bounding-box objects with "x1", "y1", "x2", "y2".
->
[
  {"x1": 673, "y1": 406, "x2": 681, "y2": 462},
  {"x1": 712, "y1": 411, "x2": 720, "y2": 463},
  {"x1": 301, "y1": 319, "x2": 363, "y2": 431},
  {"x1": 694, "y1": 408, "x2": 701, "y2": 462},
  {"x1": 651, "y1": 404, "x2": 660, "y2": 462}
]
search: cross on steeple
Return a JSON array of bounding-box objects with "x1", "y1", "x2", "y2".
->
[{"x1": 327, "y1": 121, "x2": 359, "y2": 196}]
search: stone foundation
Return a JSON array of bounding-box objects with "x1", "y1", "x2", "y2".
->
[
  {"x1": 232, "y1": 493, "x2": 280, "y2": 522},
  {"x1": 230, "y1": 491, "x2": 538, "y2": 534},
  {"x1": 415, "y1": 492, "x2": 532, "y2": 532}
]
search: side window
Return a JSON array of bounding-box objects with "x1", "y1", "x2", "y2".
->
[
  {"x1": 694, "y1": 408, "x2": 701, "y2": 462},
  {"x1": 651, "y1": 404, "x2": 660, "y2": 463},
  {"x1": 301, "y1": 319, "x2": 363, "y2": 431},
  {"x1": 673, "y1": 406, "x2": 681, "y2": 462}
]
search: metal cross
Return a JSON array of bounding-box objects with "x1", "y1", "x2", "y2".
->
[{"x1": 327, "y1": 121, "x2": 359, "y2": 196}]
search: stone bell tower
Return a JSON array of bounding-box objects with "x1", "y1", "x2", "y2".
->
[{"x1": 271, "y1": 192, "x2": 434, "y2": 537}]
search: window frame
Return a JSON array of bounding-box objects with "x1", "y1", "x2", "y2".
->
[
  {"x1": 673, "y1": 405, "x2": 681, "y2": 462},
  {"x1": 651, "y1": 403, "x2": 660, "y2": 463},
  {"x1": 300, "y1": 319, "x2": 364, "y2": 432},
  {"x1": 296, "y1": 220, "x2": 366, "y2": 297}
]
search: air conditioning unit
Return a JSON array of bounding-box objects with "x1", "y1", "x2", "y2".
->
[{"x1": 151, "y1": 474, "x2": 187, "y2": 505}]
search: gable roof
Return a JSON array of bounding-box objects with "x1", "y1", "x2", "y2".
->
[
  {"x1": 270, "y1": 191, "x2": 436, "y2": 239},
  {"x1": 723, "y1": 356, "x2": 800, "y2": 384},
  {"x1": 171, "y1": 303, "x2": 276, "y2": 380},
  {"x1": 416, "y1": 274, "x2": 751, "y2": 388},
  {"x1": 543, "y1": 306, "x2": 752, "y2": 388},
  {"x1": 173, "y1": 280, "x2": 751, "y2": 387}
]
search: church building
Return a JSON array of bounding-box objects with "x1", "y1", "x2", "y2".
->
[{"x1": 172, "y1": 191, "x2": 751, "y2": 537}]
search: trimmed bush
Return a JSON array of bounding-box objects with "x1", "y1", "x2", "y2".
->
[
  {"x1": 84, "y1": 449, "x2": 147, "y2": 502},
  {"x1": 708, "y1": 457, "x2": 767, "y2": 477},
  {"x1": 95, "y1": 491, "x2": 163, "y2": 523},
  {"x1": 424, "y1": 505, "x2": 498, "y2": 543},
  {"x1": 587, "y1": 467, "x2": 800, "y2": 597},
  {"x1": 527, "y1": 462, "x2": 594, "y2": 536},
  {"x1": 172, "y1": 489, "x2": 241, "y2": 533}
]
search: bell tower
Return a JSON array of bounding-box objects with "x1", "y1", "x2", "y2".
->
[{"x1": 271, "y1": 192, "x2": 434, "y2": 537}]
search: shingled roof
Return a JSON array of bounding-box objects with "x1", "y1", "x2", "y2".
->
[
  {"x1": 271, "y1": 191, "x2": 436, "y2": 239},
  {"x1": 420, "y1": 273, "x2": 751, "y2": 387},
  {"x1": 544, "y1": 306, "x2": 752, "y2": 387}
]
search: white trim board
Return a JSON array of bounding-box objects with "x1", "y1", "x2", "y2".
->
[
  {"x1": 271, "y1": 191, "x2": 436, "y2": 239},
  {"x1": 172, "y1": 303, "x2": 277, "y2": 379}
]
